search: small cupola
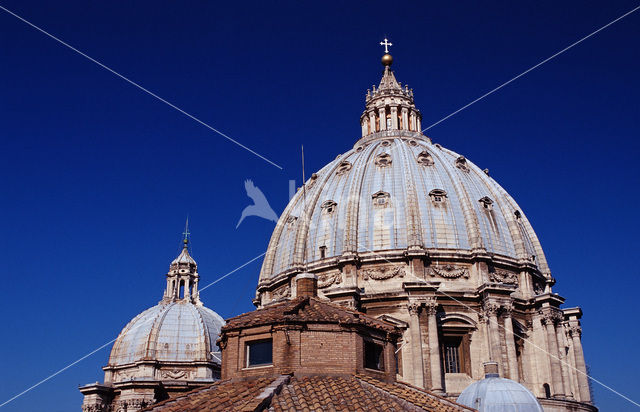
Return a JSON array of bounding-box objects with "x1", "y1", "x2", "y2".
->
[{"x1": 162, "y1": 220, "x2": 201, "y2": 304}]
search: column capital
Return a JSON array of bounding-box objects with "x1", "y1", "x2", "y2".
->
[
  {"x1": 424, "y1": 297, "x2": 438, "y2": 315},
  {"x1": 407, "y1": 300, "x2": 422, "y2": 315},
  {"x1": 501, "y1": 303, "x2": 514, "y2": 318},
  {"x1": 539, "y1": 308, "x2": 563, "y2": 325},
  {"x1": 483, "y1": 301, "x2": 501, "y2": 317},
  {"x1": 568, "y1": 324, "x2": 582, "y2": 338}
]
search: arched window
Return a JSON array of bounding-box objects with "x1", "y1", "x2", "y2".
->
[{"x1": 543, "y1": 383, "x2": 551, "y2": 399}]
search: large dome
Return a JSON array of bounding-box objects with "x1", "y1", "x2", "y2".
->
[
  {"x1": 109, "y1": 301, "x2": 224, "y2": 365},
  {"x1": 260, "y1": 131, "x2": 549, "y2": 283}
]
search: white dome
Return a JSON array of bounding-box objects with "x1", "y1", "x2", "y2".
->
[
  {"x1": 108, "y1": 301, "x2": 224, "y2": 365},
  {"x1": 457, "y1": 376, "x2": 544, "y2": 412},
  {"x1": 260, "y1": 132, "x2": 549, "y2": 283}
]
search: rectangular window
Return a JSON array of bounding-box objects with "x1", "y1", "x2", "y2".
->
[
  {"x1": 364, "y1": 340, "x2": 384, "y2": 371},
  {"x1": 442, "y1": 337, "x2": 461, "y2": 373},
  {"x1": 246, "y1": 339, "x2": 273, "y2": 367}
]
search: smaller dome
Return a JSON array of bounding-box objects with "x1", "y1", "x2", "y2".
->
[
  {"x1": 457, "y1": 373, "x2": 543, "y2": 412},
  {"x1": 109, "y1": 301, "x2": 225, "y2": 365}
]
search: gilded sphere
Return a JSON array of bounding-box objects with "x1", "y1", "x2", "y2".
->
[{"x1": 381, "y1": 53, "x2": 393, "y2": 66}]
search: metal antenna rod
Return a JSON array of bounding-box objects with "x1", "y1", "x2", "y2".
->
[{"x1": 301, "y1": 145, "x2": 308, "y2": 269}]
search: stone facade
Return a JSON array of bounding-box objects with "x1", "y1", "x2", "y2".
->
[{"x1": 255, "y1": 53, "x2": 596, "y2": 412}]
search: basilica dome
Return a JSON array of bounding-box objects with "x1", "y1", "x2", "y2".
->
[{"x1": 259, "y1": 61, "x2": 549, "y2": 287}]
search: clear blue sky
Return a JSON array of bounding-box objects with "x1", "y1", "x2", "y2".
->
[{"x1": 0, "y1": 1, "x2": 638, "y2": 410}]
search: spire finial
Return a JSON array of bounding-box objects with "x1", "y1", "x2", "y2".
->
[{"x1": 182, "y1": 217, "x2": 190, "y2": 247}]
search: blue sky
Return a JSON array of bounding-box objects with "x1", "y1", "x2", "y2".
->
[{"x1": 0, "y1": 1, "x2": 638, "y2": 410}]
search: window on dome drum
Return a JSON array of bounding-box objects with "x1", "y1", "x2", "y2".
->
[
  {"x1": 364, "y1": 340, "x2": 385, "y2": 371},
  {"x1": 442, "y1": 337, "x2": 461, "y2": 373},
  {"x1": 543, "y1": 383, "x2": 551, "y2": 399},
  {"x1": 319, "y1": 246, "x2": 326, "y2": 259},
  {"x1": 440, "y1": 334, "x2": 471, "y2": 374},
  {"x1": 246, "y1": 339, "x2": 273, "y2": 367}
]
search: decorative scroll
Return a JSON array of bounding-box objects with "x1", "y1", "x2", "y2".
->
[
  {"x1": 488, "y1": 270, "x2": 518, "y2": 285},
  {"x1": 428, "y1": 264, "x2": 469, "y2": 279},
  {"x1": 318, "y1": 271, "x2": 342, "y2": 289},
  {"x1": 362, "y1": 266, "x2": 405, "y2": 280}
]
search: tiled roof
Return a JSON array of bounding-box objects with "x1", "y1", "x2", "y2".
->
[
  {"x1": 141, "y1": 377, "x2": 274, "y2": 412},
  {"x1": 222, "y1": 296, "x2": 398, "y2": 334},
  {"x1": 141, "y1": 375, "x2": 475, "y2": 412}
]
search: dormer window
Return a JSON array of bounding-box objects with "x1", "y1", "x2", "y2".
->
[
  {"x1": 429, "y1": 189, "x2": 448, "y2": 204},
  {"x1": 375, "y1": 153, "x2": 392, "y2": 167},
  {"x1": 455, "y1": 156, "x2": 470, "y2": 172},
  {"x1": 417, "y1": 151, "x2": 434, "y2": 166},
  {"x1": 321, "y1": 200, "x2": 337, "y2": 215},
  {"x1": 372, "y1": 191, "x2": 390, "y2": 208},
  {"x1": 514, "y1": 210, "x2": 522, "y2": 220},
  {"x1": 479, "y1": 196, "x2": 493, "y2": 210},
  {"x1": 336, "y1": 161, "x2": 352, "y2": 175}
]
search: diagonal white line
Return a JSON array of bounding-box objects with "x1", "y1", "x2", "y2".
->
[
  {"x1": 422, "y1": 4, "x2": 640, "y2": 132},
  {"x1": 0, "y1": 251, "x2": 266, "y2": 408},
  {"x1": 356, "y1": 242, "x2": 640, "y2": 408},
  {"x1": 0, "y1": 5, "x2": 283, "y2": 170}
]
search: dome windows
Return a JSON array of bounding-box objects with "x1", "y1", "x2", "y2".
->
[
  {"x1": 429, "y1": 189, "x2": 448, "y2": 204},
  {"x1": 336, "y1": 161, "x2": 352, "y2": 175},
  {"x1": 372, "y1": 191, "x2": 390, "y2": 208},
  {"x1": 479, "y1": 196, "x2": 494, "y2": 211},
  {"x1": 417, "y1": 151, "x2": 434, "y2": 166},
  {"x1": 381, "y1": 140, "x2": 391, "y2": 147},
  {"x1": 375, "y1": 153, "x2": 392, "y2": 167},
  {"x1": 455, "y1": 156, "x2": 470, "y2": 172},
  {"x1": 321, "y1": 200, "x2": 337, "y2": 215}
]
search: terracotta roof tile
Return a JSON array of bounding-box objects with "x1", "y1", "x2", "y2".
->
[
  {"x1": 223, "y1": 297, "x2": 398, "y2": 334},
  {"x1": 141, "y1": 377, "x2": 274, "y2": 412},
  {"x1": 143, "y1": 375, "x2": 474, "y2": 412}
]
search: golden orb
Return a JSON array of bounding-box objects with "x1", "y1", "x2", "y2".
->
[{"x1": 381, "y1": 53, "x2": 393, "y2": 66}]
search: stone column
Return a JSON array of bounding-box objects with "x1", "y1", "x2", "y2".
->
[
  {"x1": 390, "y1": 107, "x2": 398, "y2": 129},
  {"x1": 369, "y1": 111, "x2": 377, "y2": 133},
  {"x1": 542, "y1": 311, "x2": 565, "y2": 398},
  {"x1": 502, "y1": 304, "x2": 519, "y2": 381},
  {"x1": 416, "y1": 116, "x2": 421, "y2": 131},
  {"x1": 484, "y1": 301, "x2": 503, "y2": 375},
  {"x1": 556, "y1": 323, "x2": 573, "y2": 399},
  {"x1": 407, "y1": 300, "x2": 425, "y2": 387},
  {"x1": 425, "y1": 298, "x2": 443, "y2": 393},
  {"x1": 569, "y1": 325, "x2": 591, "y2": 402},
  {"x1": 401, "y1": 108, "x2": 409, "y2": 131},
  {"x1": 378, "y1": 107, "x2": 386, "y2": 131}
]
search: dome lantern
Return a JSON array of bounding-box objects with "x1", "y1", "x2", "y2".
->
[{"x1": 361, "y1": 40, "x2": 422, "y2": 138}]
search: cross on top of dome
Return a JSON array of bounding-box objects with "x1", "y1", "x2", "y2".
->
[{"x1": 380, "y1": 38, "x2": 392, "y2": 53}]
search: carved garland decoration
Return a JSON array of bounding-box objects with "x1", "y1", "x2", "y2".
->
[
  {"x1": 489, "y1": 269, "x2": 518, "y2": 285},
  {"x1": 428, "y1": 264, "x2": 469, "y2": 279},
  {"x1": 317, "y1": 271, "x2": 342, "y2": 289},
  {"x1": 362, "y1": 266, "x2": 405, "y2": 280},
  {"x1": 160, "y1": 368, "x2": 189, "y2": 379},
  {"x1": 270, "y1": 285, "x2": 290, "y2": 302}
]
